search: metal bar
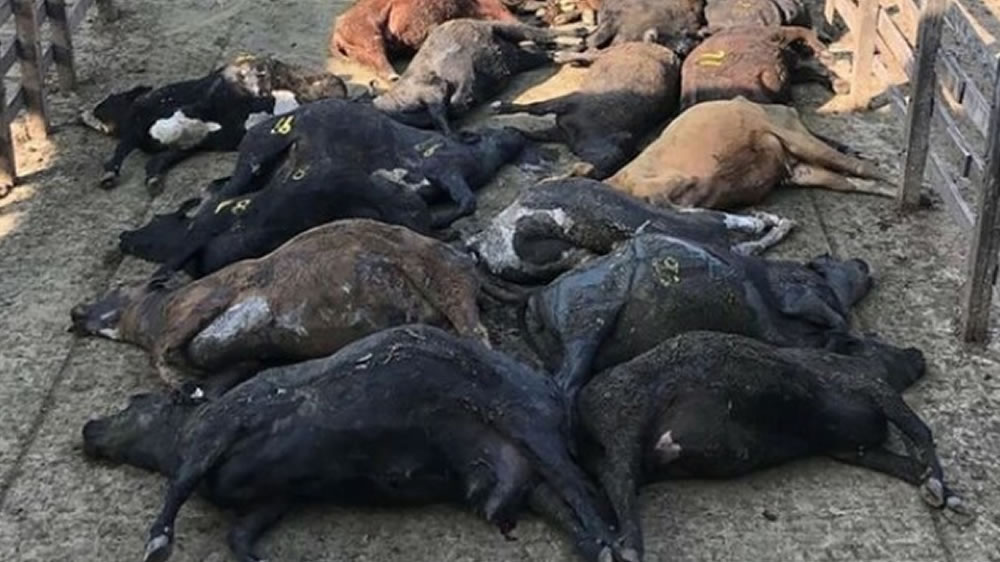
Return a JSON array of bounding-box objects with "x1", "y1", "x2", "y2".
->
[{"x1": 13, "y1": 0, "x2": 49, "y2": 137}]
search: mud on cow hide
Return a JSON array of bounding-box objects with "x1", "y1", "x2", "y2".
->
[
  {"x1": 523, "y1": 232, "x2": 875, "y2": 397},
  {"x1": 81, "y1": 325, "x2": 630, "y2": 562},
  {"x1": 578, "y1": 331, "x2": 969, "y2": 559},
  {"x1": 118, "y1": 98, "x2": 529, "y2": 280},
  {"x1": 74, "y1": 220, "x2": 491, "y2": 390},
  {"x1": 82, "y1": 54, "x2": 347, "y2": 193},
  {"x1": 466, "y1": 178, "x2": 795, "y2": 283}
]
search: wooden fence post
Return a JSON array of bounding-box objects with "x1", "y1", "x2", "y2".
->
[
  {"x1": 959, "y1": 59, "x2": 1000, "y2": 342},
  {"x1": 13, "y1": 0, "x2": 50, "y2": 138},
  {"x1": 47, "y1": 0, "x2": 77, "y2": 91},
  {"x1": 0, "y1": 48, "x2": 16, "y2": 197},
  {"x1": 851, "y1": 0, "x2": 880, "y2": 109},
  {"x1": 900, "y1": 0, "x2": 948, "y2": 210}
]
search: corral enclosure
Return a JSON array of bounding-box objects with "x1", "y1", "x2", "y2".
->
[{"x1": 0, "y1": 1, "x2": 999, "y2": 562}]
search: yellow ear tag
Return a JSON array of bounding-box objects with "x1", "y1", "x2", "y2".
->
[
  {"x1": 291, "y1": 166, "x2": 308, "y2": 181},
  {"x1": 214, "y1": 199, "x2": 235, "y2": 214},
  {"x1": 231, "y1": 199, "x2": 252, "y2": 214},
  {"x1": 696, "y1": 50, "x2": 727, "y2": 67},
  {"x1": 653, "y1": 256, "x2": 681, "y2": 285},
  {"x1": 271, "y1": 115, "x2": 294, "y2": 135}
]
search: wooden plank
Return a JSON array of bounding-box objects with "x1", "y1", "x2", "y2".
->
[
  {"x1": 876, "y1": 4, "x2": 914, "y2": 75},
  {"x1": 901, "y1": 0, "x2": 947, "y2": 209},
  {"x1": 0, "y1": 48, "x2": 16, "y2": 196},
  {"x1": 13, "y1": 0, "x2": 49, "y2": 137},
  {"x1": 938, "y1": 50, "x2": 992, "y2": 137},
  {"x1": 935, "y1": 84, "x2": 984, "y2": 180},
  {"x1": 944, "y1": 1, "x2": 1000, "y2": 74},
  {"x1": 0, "y1": 40, "x2": 16, "y2": 77},
  {"x1": 960, "y1": 56, "x2": 1000, "y2": 342},
  {"x1": 0, "y1": 1, "x2": 12, "y2": 23},
  {"x1": 851, "y1": 0, "x2": 881, "y2": 108},
  {"x1": 46, "y1": 0, "x2": 76, "y2": 90},
  {"x1": 834, "y1": 0, "x2": 909, "y2": 80},
  {"x1": 882, "y1": 0, "x2": 919, "y2": 41},
  {"x1": 70, "y1": 0, "x2": 95, "y2": 30}
]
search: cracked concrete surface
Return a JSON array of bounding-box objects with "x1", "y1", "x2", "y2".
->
[{"x1": 1, "y1": 1, "x2": 999, "y2": 561}]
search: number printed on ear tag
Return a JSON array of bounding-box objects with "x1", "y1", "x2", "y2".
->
[{"x1": 271, "y1": 115, "x2": 295, "y2": 135}]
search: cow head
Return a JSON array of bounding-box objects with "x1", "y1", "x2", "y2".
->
[
  {"x1": 81, "y1": 85, "x2": 153, "y2": 136},
  {"x1": 807, "y1": 254, "x2": 872, "y2": 310},
  {"x1": 222, "y1": 54, "x2": 276, "y2": 97},
  {"x1": 70, "y1": 286, "x2": 138, "y2": 340},
  {"x1": 824, "y1": 332, "x2": 926, "y2": 393},
  {"x1": 82, "y1": 390, "x2": 203, "y2": 476}
]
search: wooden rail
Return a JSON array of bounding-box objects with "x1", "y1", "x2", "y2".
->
[
  {"x1": 0, "y1": 0, "x2": 117, "y2": 193},
  {"x1": 826, "y1": 0, "x2": 1000, "y2": 341}
]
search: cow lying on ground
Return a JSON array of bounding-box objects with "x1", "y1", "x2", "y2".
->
[
  {"x1": 524, "y1": 233, "x2": 873, "y2": 396},
  {"x1": 533, "y1": 0, "x2": 601, "y2": 25},
  {"x1": 83, "y1": 54, "x2": 347, "y2": 193},
  {"x1": 493, "y1": 40, "x2": 681, "y2": 178},
  {"x1": 579, "y1": 331, "x2": 968, "y2": 558},
  {"x1": 374, "y1": 19, "x2": 584, "y2": 135},
  {"x1": 466, "y1": 178, "x2": 794, "y2": 282},
  {"x1": 330, "y1": 0, "x2": 518, "y2": 81},
  {"x1": 588, "y1": 0, "x2": 705, "y2": 56},
  {"x1": 703, "y1": 0, "x2": 810, "y2": 30},
  {"x1": 608, "y1": 97, "x2": 894, "y2": 209},
  {"x1": 680, "y1": 26, "x2": 840, "y2": 108},
  {"x1": 82, "y1": 325, "x2": 627, "y2": 562},
  {"x1": 74, "y1": 220, "x2": 490, "y2": 389},
  {"x1": 120, "y1": 99, "x2": 527, "y2": 279}
]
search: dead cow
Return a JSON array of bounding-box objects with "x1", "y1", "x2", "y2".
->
[
  {"x1": 588, "y1": 0, "x2": 705, "y2": 56},
  {"x1": 524, "y1": 233, "x2": 874, "y2": 397},
  {"x1": 120, "y1": 99, "x2": 527, "y2": 280},
  {"x1": 703, "y1": 0, "x2": 810, "y2": 29},
  {"x1": 466, "y1": 177, "x2": 794, "y2": 283},
  {"x1": 608, "y1": 97, "x2": 894, "y2": 209},
  {"x1": 82, "y1": 325, "x2": 628, "y2": 562},
  {"x1": 374, "y1": 19, "x2": 583, "y2": 135},
  {"x1": 83, "y1": 54, "x2": 347, "y2": 192},
  {"x1": 74, "y1": 220, "x2": 489, "y2": 388},
  {"x1": 330, "y1": 0, "x2": 518, "y2": 80},
  {"x1": 493, "y1": 41, "x2": 681, "y2": 178},
  {"x1": 579, "y1": 331, "x2": 967, "y2": 558},
  {"x1": 680, "y1": 26, "x2": 840, "y2": 108}
]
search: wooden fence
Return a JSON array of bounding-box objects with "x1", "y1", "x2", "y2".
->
[
  {"x1": 826, "y1": 0, "x2": 1000, "y2": 342},
  {"x1": 0, "y1": 0, "x2": 117, "y2": 193}
]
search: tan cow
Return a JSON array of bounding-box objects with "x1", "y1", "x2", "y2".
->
[{"x1": 607, "y1": 97, "x2": 894, "y2": 209}]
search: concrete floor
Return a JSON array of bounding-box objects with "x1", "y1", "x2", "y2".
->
[{"x1": 1, "y1": 0, "x2": 999, "y2": 561}]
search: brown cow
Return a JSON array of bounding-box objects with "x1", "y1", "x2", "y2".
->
[
  {"x1": 680, "y1": 25, "x2": 842, "y2": 109},
  {"x1": 607, "y1": 97, "x2": 894, "y2": 209},
  {"x1": 70, "y1": 219, "x2": 490, "y2": 388},
  {"x1": 330, "y1": 0, "x2": 518, "y2": 80}
]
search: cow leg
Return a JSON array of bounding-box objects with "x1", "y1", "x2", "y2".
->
[
  {"x1": 529, "y1": 484, "x2": 619, "y2": 562},
  {"x1": 727, "y1": 212, "x2": 796, "y2": 255},
  {"x1": 778, "y1": 129, "x2": 893, "y2": 183},
  {"x1": 789, "y1": 163, "x2": 897, "y2": 198},
  {"x1": 145, "y1": 149, "x2": 195, "y2": 195},
  {"x1": 144, "y1": 423, "x2": 240, "y2": 562},
  {"x1": 429, "y1": 171, "x2": 477, "y2": 227},
  {"x1": 492, "y1": 96, "x2": 574, "y2": 116},
  {"x1": 425, "y1": 98, "x2": 454, "y2": 137},
  {"x1": 226, "y1": 502, "x2": 289, "y2": 562},
  {"x1": 587, "y1": 21, "x2": 617, "y2": 49},
  {"x1": 101, "y1": 131, "x2": 141, "y2": 188},
  {"x1": 590, "y1": 439, "x2": 644, "y2": 560},
  {"x1": 829, "y1": 447, "x2": 926, "y2": 485},
  {"x1": 551, "y1": 50, "x2": 601, "y2": 66}
]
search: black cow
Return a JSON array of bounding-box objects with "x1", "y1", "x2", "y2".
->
[
  {"x1": 703, "y1": 0, "x2": 810, "y2": 31},
  {"x1": 83, "y1": 54, "x2": 347, "y2": 193},
  {"x1": 466, "y1": 178, "x2": 795, "y2": 283},
  {"x1": 579, "y1": 331, "x2": 967, "y2": 558},
  {"x1": 120, "y1": 98, "x2": 528, "y2": 280},
  {"x1": 588, "y1": 0, "x2": 706, "y2": 56},
  {"x1": 82, "y1": 325, "x2": 627, "y2": 562},
  {"x1": 524, "y1": 233, "x2": 873, "y2": 397}
]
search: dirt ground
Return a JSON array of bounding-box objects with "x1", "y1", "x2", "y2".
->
[{"x1": 1, "y1": 0, "x2": 1000, "y2": 561}]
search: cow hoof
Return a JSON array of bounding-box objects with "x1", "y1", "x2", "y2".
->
[
  {"x1": 100, "y1": 171, "x2": 119, "y2": 190},
  {"x1": 0, "y1": 182, "x2": 11, "y2": 199},
  {"x1": 598, "y1": 546, "x2": 613, "y2": 562},
  {"x1": 943, "y1": 495, "x2": 976, "y2": 526},
  {"x1": 143, "y1": 533, "x2": 172, "y2": 562},
  {"x1": 146, "y1": 176, "x2": 164, "y2": 197},
  {"x1": 920, "y1": 477, "x2": 946, "y2": 508}
]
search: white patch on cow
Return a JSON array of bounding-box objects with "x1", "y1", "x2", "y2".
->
[
  {"x1": 654, "y1": 430, "x2": 682, "y2": 463},
  {"x1": 193, "y1": 296, "x2": 272, "y2": 349},
  {"x1": 372, "y1": 168, "x2": 432, "y2": 192},
  {"x1": 276, "y1": 303, "x2": 309, "y2": 337},
  {"x1": 98, "y1": 327, "x2": 121, "y2": 340},
  {"x1": 271, "y1": 90, "x2": 299, "y2": 115},
  {"x1": 243, "y1": 90, "x2": 301, "y2": 131},
  {"x1": 149, "y1": 110, "x2": 222, "y2": 149},
  {"x1": 223, "y1": 65, "x2": 261, "y2": 96},
  {"x1": 722, "y1": 212, "x2": 767, "y2": 233},
  {"x1": 467, "y1": 203, "x2": 573, "y2": 275},
  {"x1": 189, "y1": 387, "x2": 205, "y2": 400}
]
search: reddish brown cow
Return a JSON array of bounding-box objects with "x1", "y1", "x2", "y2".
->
[{"x1": 330, "y1": 0, "x2": 518, "y2": 79}]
